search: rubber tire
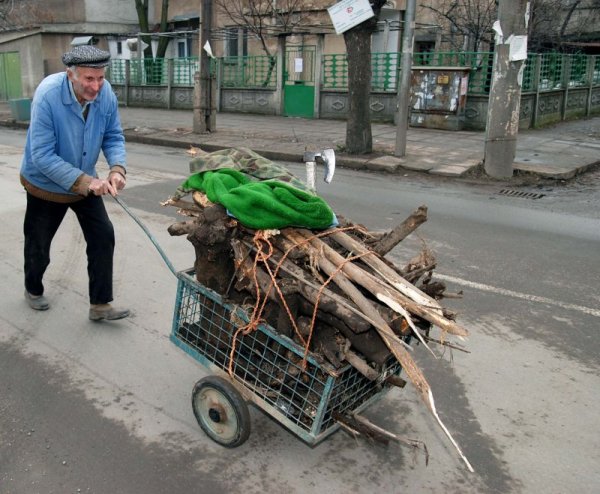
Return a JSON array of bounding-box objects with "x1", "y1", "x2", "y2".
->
[{"x1": 191, "y1": 376, "x2": 251, "y2": 448}]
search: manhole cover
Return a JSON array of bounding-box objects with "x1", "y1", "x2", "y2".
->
[{"x1": 498, "y1": 189, "x2": 545, "y2": 200}]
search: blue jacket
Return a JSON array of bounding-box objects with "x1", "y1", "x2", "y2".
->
[{"x1": 20, "y1": 72, "x2": 126, "y2": 195}]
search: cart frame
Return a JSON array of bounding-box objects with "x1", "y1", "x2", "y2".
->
[{"x1": 171, "y1": 268, "x2": 409, "y2": 446}]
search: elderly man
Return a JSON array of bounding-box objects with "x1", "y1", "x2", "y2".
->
[{"x1": 20, "y1": 45, "x2": 129, "y2": 321}]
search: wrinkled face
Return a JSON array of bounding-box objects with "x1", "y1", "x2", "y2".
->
[{"x1": 67, "y1": 66, "x2": 106, "y2": 103}]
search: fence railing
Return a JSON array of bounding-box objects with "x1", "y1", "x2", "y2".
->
[{"x1": 107, "y1": 51, "x2": 599, "y2": 96}]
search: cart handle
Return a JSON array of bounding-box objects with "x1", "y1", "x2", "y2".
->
[{"x1": 113, "y1": 195, "x2": 177, "y2": 276}]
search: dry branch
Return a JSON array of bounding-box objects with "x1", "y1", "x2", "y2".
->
[{"x1": 369, "y1": 205, "x2": 428, "y2": 256}]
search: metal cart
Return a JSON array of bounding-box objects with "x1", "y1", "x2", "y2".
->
[
  {"x1": 170, "y1": 267, "x2": 409, "y2": 448},
  {"x1": 114, "y1": 195, "x2": 410, "y2": 449}
]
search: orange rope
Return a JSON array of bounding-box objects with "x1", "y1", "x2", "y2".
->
[{"x1": 227, "y1": 226, "x2": 366, "y2": 376}]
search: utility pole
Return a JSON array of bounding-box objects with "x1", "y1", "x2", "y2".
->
[
  {"x1": 194, "y1": 0, "x2": 216, "y2": 133},
  {"x1": 394, "y1": 0, "x2": 416, "y2": 157},
  {"x1": 483, "y1": 0, "x2": 530, "y2": 178}
]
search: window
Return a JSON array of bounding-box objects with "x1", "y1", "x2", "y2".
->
[
  {"x1": 178, "y1": 40, "x2": 187, "y2": 58},
  {"x1": 224, "y1": 27, "x2": 248, "y2": 57}
]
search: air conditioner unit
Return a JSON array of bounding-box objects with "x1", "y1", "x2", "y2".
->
[{"x1": 71, "y1": 36, "x2": 98, "y2": 46}]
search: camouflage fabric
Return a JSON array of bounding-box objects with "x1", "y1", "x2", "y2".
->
[{"x1": 186, "y1": 147, "x2": 308, "y2": 191}]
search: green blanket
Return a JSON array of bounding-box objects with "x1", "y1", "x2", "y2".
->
[{"x1": 179, "y1": 168, "x2": 335, "y2": 230}]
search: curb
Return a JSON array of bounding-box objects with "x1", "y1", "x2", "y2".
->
[
  {"x1": 121, "y1": 130, "x2": 390, "y2": 173},
  {"x1": 2, "y1": 118, "x2": 596, "y2": 181}
]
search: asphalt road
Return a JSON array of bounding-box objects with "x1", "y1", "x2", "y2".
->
[{"x1": 1, "y1": 128, "x2": 598, "y2": 494}]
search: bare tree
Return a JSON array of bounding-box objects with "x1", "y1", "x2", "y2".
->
[
  {"x1": 0, "y1": 0, "x2": 54, "y2": 31},
  {"x1": 528, "y1": 0, "x2": 600, "y2": 51},
  {"x1": 214, "y1": 0, "x2": 307, "y2": 87},
  {"x1": 423, "y1": 0, "x2": 600, "y2": 53},
  {"x1": 215, "y1": 0, "x2": 307, "y2": 57},
  {"x1": 421, "y1": 0, "x2": 497, "y2": 51}
]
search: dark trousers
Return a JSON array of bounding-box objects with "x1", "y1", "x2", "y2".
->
[{"x1": 24, "y1": 192, "x2": 115, "y2": 305}]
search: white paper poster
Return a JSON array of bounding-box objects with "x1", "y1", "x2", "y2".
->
[
  {"x1": 507, "y1": 35, "x2": 528, "y2": 61},
  {"x1": 327, "y1": 0, "x2": 375, "y2": 35}
]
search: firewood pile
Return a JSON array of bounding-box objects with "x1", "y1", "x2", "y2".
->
[{"x1": 162, "y1": 171, "x2": 473, "y2": 471}]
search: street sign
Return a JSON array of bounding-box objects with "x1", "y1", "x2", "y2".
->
[{"x1": 327, "y1": 0, "x2": 375, "y2": 35}]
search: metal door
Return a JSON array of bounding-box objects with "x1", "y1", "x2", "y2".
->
[
  {"x1": 284, "y1": 46, "x2": 315, "y2": 118},
  {"x1": 0, "y1": 52, "x2": 22, "y2": 101}
]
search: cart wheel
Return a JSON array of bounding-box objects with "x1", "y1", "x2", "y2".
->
[{"x1": 191, "y1": 376, "x2": 251, "y2": 448}]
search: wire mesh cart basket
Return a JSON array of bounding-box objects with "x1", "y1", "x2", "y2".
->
[{"x1": 171, "y1": 268, "x2": 410, "y2": 448}]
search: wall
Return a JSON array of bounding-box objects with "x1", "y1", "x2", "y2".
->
[
  {"x1": 113, "y1": 75, "x2": 600, "y2": 131},
  {"x1": 0, "y1": 32, "x2": 45, "y2": 98},
  {"x1": 84, "y1": 0, "x2": 139, "y2": 23}
]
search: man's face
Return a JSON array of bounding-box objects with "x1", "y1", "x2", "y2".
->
[{"x1": 67, "y1": 66, "x2": 106, "y2": 103}]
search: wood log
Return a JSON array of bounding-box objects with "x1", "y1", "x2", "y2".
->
[
  {"x1": 402, "y1": 248, "x2": 437, "y2": 283},
  {"x1": 232, "y1": 240, "x2": 306, "y2": 342},
  {"x1": 167, "y1": 219, "x2": 198, "y2": 237},
  {"x1": 330, "y1": 230, "x2": 444, "y2": 315},
  {"x1": 297, "y1": 299, "x2": 392, "y2": 365},
  {"x1": 186, "y1": 205, "x2": 236, "y2": 294},
  {"x1": 345, "y1": 350, "x2": 381, "y2": 381},
  {"x1": 368, "y1": 205, "x2": 428, "y2": 256},
  {"x1": 294, "y1": 229, "x2": 468, "y2": 338},
  {"x1": 240, "y1": 239, "x2": 373, "y2": 334},
  {"x1": 285, "y1": 229, "x2": 474, "y2": 470}
]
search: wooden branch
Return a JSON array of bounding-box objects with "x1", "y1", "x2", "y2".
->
[
  {"x1": 285, "y1": 229, "x2": 474, "y2": 471},
  {"x1": 295, "y1": 229, "x2": 468, "y2": 338},
  {"x1": 167, "y1": 219, "x2": 198, "y2": 236},
  {"x1": 345, "y1": 350, "x2": 381, "y2": 381},
  {"x1": 330, "y1": 230, "x2": 444, "y2": 315},
  {"x1": 161, "y1": 197, "x2": 202, "y2": 215},
  {"x1": 282, "y1": 229, "x2": 411, "y2": 352},
  {"x1": 240, "y1": 239, "x2": 374, "y2": 334},
  {"x1": 369, "y1": 205, "x2": 428, "y2": 256},
  {"x1": 333, "y1": 412, "x2": 390, "y2": 445},
  {"x1": 352, "y1": 414, "x2": 429, "y2": 464},
  {"x1": 385, "y1": 374, "x2": 407, "y2": 388}
]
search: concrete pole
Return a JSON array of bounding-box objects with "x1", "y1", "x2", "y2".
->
[
  {"x1": 483, "y1": 0, "x2": 530, "y2": 178},
  {"x1": 194, "y1": 0, "x2": 216, "y2": 133},
  {"x1": 394, "y1": 0, "x2": 416, "y2": 157}
]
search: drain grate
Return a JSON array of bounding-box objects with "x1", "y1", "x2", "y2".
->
[{"x1": 498, "y1": 189, "x2": 545, "y2": 200}]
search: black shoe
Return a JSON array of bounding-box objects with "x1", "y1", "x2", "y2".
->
[
  {"x1": 89, "y1": 304, "x2": 130, "y2": 321},
  {"x1": 25, "y1": 290, "x2": 50, "y2": 311}
]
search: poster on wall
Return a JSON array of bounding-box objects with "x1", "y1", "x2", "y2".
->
[{"x1": 327, "y1": 0, "x2": 375, "y2": 35}]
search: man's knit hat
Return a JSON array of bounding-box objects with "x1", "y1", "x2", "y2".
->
[{"x1": 62, "y1": 45, "x2": 111, "y2": 68}]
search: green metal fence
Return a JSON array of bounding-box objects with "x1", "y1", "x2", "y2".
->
[
  {"x1": 107, "y1": 58, "x2": 126, "y2": 85},
  {"x1": 173, "y1": 57, "x2": 199, "y2": 85},
  {"x1": 322, "y1": 51, "x2": 494, "y2": 94},
  {"x1": 522, "y1": 53, "x2": 599, "y2": 91},
  {"x1": 322, "y1": 54, "x2": 348, "y2": 90},
  {"x1": 107, "y1": 52, "x2": 598, "y2": 95},
  {"x1": 221, "y1": 55, "x2": 277, "y2": 88}
]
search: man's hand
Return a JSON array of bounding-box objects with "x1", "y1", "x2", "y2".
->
[
  {"x1": 108, "y1": 171, "x2": 126, "y2": 192},
  {"x1": 88, "y1": 177, "x2": 118, "y2": 197}
]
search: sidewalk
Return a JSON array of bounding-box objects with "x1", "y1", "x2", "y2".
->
[{"x1": 2, "y1": 103, "x2": 599, "y2": 179}]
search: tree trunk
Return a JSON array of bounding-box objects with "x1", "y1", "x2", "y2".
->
[{"x1": 344, "y1": 27, "x2": 373, "y2": 154}]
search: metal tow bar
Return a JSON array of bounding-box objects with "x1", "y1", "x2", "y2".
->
[{"x1": 112, "y1": 195, "x2": 177, "y2": 276}]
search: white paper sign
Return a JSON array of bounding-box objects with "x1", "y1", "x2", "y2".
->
[
  {"x1": 294, "y1": 58, "x2": 303, "y2": 73},
  {"x1": 492, "y1": 20, "x2": 503, "y2": 44},
  {"x1": 507, "y1": 35, "x2": 528, "y2": 61},
  {"x1": 327, "y1": 0, "x2": 375, "y2": 35}
]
